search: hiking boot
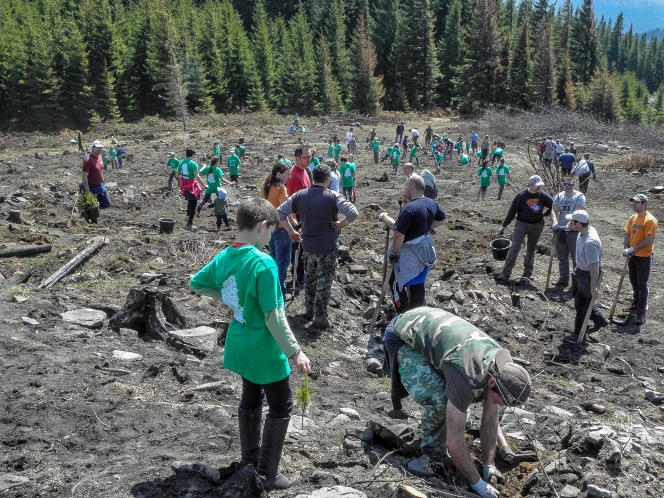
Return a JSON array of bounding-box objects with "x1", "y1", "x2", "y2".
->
[
  {"x1": 593, "y1": 316, "x2": 611, "y2": 329},
  {"x1": 635, "y1": 313, "x2": 646, "y2": 325},
  {"x1": 312, "y1": 318, "x2": 330, "y2": 329},
  {"x1": 257, "y1": 417, "x2": 300, "y2": 491},
  {"x1": 623, "y1": 302, "x2": 638, "y2": 313},
  {"x1": 185, "y1": 224, "x2": 197, "y2": 231},
  {"x1": 495, "y1": 274, "x2": 508, "y2": 282},
  {"x1": 554, "y1": 280, "x2": 569, "y2": 288},
  {"x1": 238, "y1": 406, "x2": 262, "y2": 467},
  {"x1": 196, "y1": 207, "x2": 201, "y2": 217}
]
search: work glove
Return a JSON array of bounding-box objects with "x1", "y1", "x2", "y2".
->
[
  {"x1": 483, "y1": 465, "x2": 506, "y2": 484},
  {"x1": 378, "y1": 212, "x2": 389, "y2": 222},
  {"x1": 388, "y1": 251, "x2": 400, "y2": 265},
  {"x1": 497, "y1": 226, "x2": 505, "y2": 236},
  {"x1": 471, "y1": 478, "x2": 500, "y2": 498},
  {"x1": 551, "y1": 224, "x2": 561, "y2": 232},
  {"x1": 623, "y1": 247, "x2": 635, "y2": 257}
]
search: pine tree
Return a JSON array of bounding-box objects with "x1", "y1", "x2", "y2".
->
[
  {"x1": 570, "y1": 0, "x2": 599, "y2": 84},
  {"x1": 579, "y1": 69, "x2": 620, "y2": 120},
  {"x1": 0, "y1": 1, "x2": 28, "y2": 128},
  {"x1": 507, "y1": 7, "x2": 531, "y2": 107},
  {"x1": 453, "y1": 0, "x2": 501, "y2": 112},
  {"x1": 438, "y1": 0, "x2": 463, "y2": 106},
  {"x1": 315, "y1": 40, "x2": 344, "y2": 114},
  {"x1": 531, "y1": 18, "x2": 556, "y2": 105},
  {"x1": 251, "y1": 2, "x2": 277, "y2": 108},
  {"x1": 608, "y1": 12, "x2": 623, "y2": 71},
  {"x1": 325, "y1": 0, "x2": 353, "y2": 104},
  {"x1": 348, "y1": 15, "x2": 383, "y2": 114},
  {"x1": 368, "y1": 0, "x2": 398, "y2": 104},
  {"x1": 197, "y1": 3, "x2": 227, "y2": 112}
]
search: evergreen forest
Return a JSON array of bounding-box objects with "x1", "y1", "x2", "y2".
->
[{"x1": 2, "y1": 0, "x2": 664, "y2": 131}]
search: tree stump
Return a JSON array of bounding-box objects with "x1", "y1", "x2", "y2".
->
[
  {"x1": 7, "y1": 210, "x2": 23, "y2": 224},
  {"x1": 210, "y1": 465, "x2": 261, "y2": 498},
  {"x1": 109, "y1": 288, "x2": 187, "y2": 341}
]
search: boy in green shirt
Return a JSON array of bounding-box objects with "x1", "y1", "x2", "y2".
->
[
  {"x1": 493, "y1": 157, "x2": 513, "y2": 200},
  {"x1": 409, "y1": 143, "x2": 419, "y2": 167},
  {"x1": 190, "y1": 198, "x2": 311, "y2": 491},
  {"x1": 455, "y1": 137, "x2": 463, "y2": 156},
  {"x1": 338, "y1": 155, "x2": 357, "y2": 201},
  {"x1": 165, "y1": 152, "x2": 180, "y2": 188},
  {"x1": 198, "y1": 156, "x2": 232, "y2": 215},
  {"x1": 227, "y1": 149, "x2": 241, "y2": 184},
  {"x1": 477, "y1": 161, "x2": 493, "y2": 201},
  {"x1": 237, "y1": 142, "x2": 246, "y2": 161},
  {"x1": 370, "y1": 137, "x2": 381, "y2": 164},
  {"x1": 460, "y1": 153, "x2": 470, "y2": 165},
  {"x1": 434, "y1": 150, "x2": 444, "y2": 173},
  {"x1": 334, "y1": 141, "x2": 342, "y2": 163},
  {"x1": 327, "y1": 139, "x2": 335, "y2": 158},
  {"x1": 214, "y1": 187, "x2": 230, "y2": 230},
  {"x1": 109, "y1": 147, "x2": 118, "y2": 169},
  {"x1": 213, "y1": 141, "x2": 221, "y2": 157},
  {"x1": 390, "y1": 144, "x2": 401, "y2": 173}
]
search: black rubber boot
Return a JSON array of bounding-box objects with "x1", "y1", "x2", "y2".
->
[
  {"x1": 257, "y1": 417, "x2": 300, "y2": 491},
  {"x1": 238, "y1": 406, "x2": 262, "y2": 466}
]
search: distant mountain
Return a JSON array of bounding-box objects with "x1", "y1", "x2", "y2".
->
[{"x1": 592, "y1": 0, "x2": 664, "y2": 33}]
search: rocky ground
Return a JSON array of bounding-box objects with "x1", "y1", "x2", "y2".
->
[{"x1": 1, "y1": 113, "x2": 664, "y2": 498}]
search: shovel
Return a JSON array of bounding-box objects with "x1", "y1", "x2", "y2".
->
[
  {"x1": 545, "y1": 230, "x2": 557, "y2": 290},
  {"x1": 368, "y1": 226, "x2": 391, "y2": 336},
  {"x1": 576, "y1": 272, "x2": 604, "y2": 343},
  {"x1": 609, "y1": 258, "x2": 630, "y2": 324}
]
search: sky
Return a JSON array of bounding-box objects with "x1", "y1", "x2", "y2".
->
[{"x1": 591, "y1": 0, "x2": 664, "y2": 32}]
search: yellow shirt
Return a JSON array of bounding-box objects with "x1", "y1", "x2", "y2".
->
[{"x1": 624, "y1": 212, "x2": 658, "y2": 257}]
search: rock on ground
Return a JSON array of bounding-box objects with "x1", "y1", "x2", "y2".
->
[
  {"x1": 167, "y1": 326, "x2": 218, "y2": 356},
  {"x1": 295, "y1": 486, "x2": 367, "y2": 498},
  {"x1": 61, "y1": 308, "x2": 107, "y2": 328}
]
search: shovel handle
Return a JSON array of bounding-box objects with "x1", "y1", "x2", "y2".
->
[
  {"x1": 577, "y1": 272, "x2": 604, "y2": 343},
  {"x1": 608, "y1": 258, "x2": 629, "y2": 322}
]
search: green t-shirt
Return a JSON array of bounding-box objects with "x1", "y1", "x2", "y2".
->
[
  {"x1": 371, "y1": 140, "x2": 380, "y2": 153},
  {"x1": 460, "y1": 154, "x2": 469, "y2": 164},
  {"x1": 339, "y1": 162, "x2": 356, "y2": 188},
  {"x1": 327, "y1": 144, "x2": 335, "y2": 157},
  {"x1": 493, "y1": 148, "x2": 504, "y2": 157},
  {"x1": 311, "y1": 156, "x2": 320, "y2": 167},
  {"x1": 237, "y1": 145, "x2": 245, "y2": 155},
  {"x1": 431, "y1": 140, "x2": 439, "y2": 149},
  {"x1": 293, "y1": 115, "x2": 299, "y2": 125},
  {"x1": 179, "y1": 158, "x2": 199, "y2": 179},
  {"x1": 166, "y1": 158, "x2": 180, "y2": 170},
  {"x1": 278, "y1": 158, "x2": 293, "y2": 167},
  {"x1": 434, "y1": 151, "x2": 444, "y2": 163},
  {"x1": 391, "y1": 148, "x2": 401, "y2": 164},
  {"x1": 213, "y1": 145, "x2": 221, "y2": 157},
  {"x1": 465, "y1": 141, "x2": 471, "y2": 150},
  {"x1": 110, "y1": 149, "x2": 117, "y2": 157},
  {"x1": 190, "y1": 245, "x2": 288, "y2": 385},
  {"x1": 455, "y1": 141, "x2": 462, "y2": 151},
  {"x1": 335, "y1": 144, "x2": 342, "y2": 155},
  {"x1": 227, "y1": 155, "x2": 241, "y2": 176},
  {"x1": 200, "y1": 165, "x2": 224, "y2": 194},
  {"x1": 102, "y1": 153, "x2": 109, "y2": 165},
  {"x1": 386, "y1": 146, "x2": 394, "y2": 157},
  {"x1": 410, "y1": 146, "x2": 418, "y2": 159},
  {"x1": 478, "y1": 166, "x2": 493, "y2": 187},
  {"x1": 214, "y1": 197, "x2": 227, "y2": 215},
  {"x1": 495, "y1": 164, "x2": 510, "y2": 185}
]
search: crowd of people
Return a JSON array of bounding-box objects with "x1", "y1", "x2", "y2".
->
[{"x1": 79, "y1": 121, "x2": 657, "y2": 497}]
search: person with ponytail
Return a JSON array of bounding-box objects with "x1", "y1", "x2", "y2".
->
[{"x1": 262, "y1": 162, "x2": 293, "y2": 297}]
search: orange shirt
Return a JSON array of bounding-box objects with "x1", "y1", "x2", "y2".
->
[
  {"x1": 624, "y1": 212, "x2": 658, "y2": 257},
  {"x1": 265, "y1": 184, "x2": 288, "y2": 228}
]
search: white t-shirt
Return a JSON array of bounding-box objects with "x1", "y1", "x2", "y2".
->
[
  {"x1": 346, "y1": 132, "x2": 353, "y2": 145},
  {"x1": 555, "y1": 143, "x2": 564, "y2": 154},
  {"x1": 329, "y1": 170, "x2": 340, "y2": 192},
  {"x1": 553, "y1": 191, "x2": 586, "y2": 225},
  {"x1": 575, "y1": 226, "x2": 602, "y2": 271},
  {"x1": 411, "y1": 129, "x2": 420, "y2": 138}
]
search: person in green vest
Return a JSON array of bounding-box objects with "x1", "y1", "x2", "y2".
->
[
  {"x1": 198, "y1": 156, "x2": 232, "y2": 215},
  {"x1": 327, "y1": 139, "x2": 335, "y2": 159},
  {"x1": 390, "y1": 144, "x2": 401, "y2": 173},
  {"x1": 370, "y1": 137, "x2": 381, "y2": 164},
  {"x1": 493, "y1": 157, "x2": 513, "y2": 200},
  {"x1": 213, "y1": 141, "x2": 221, "y2": 158},
  {"x1": 381, "y1": 143, "x2": 394, "y2": 163},
  {"x1": 334, "y1": 141, "x2": 342, "y2": 163},
  {"x1": 339, "y1": 155, "x2": 357, "y2": 202},
  {"x1": 101, "y1": 150, "x2": 109, "y2": 170},
  {"x1": 434, "y1": 149, "x2": 444, "y2": 174},
  {"x1": 227, "y1": 149, "x2": 241, "y2": 184},
  {"x1": 409, "y1": 142, "x2": 419, "y2": 168},
  {"x1": 477, "y1": 161, "x2": 493, "y2": 201},
  {"x1": 455, "y1": 137, "x2": 463, "y2": 157},
  {"x1": 237, "y1": 142, "x2": 246, "y2": 161},
  {"x1": 382, "y1": 307, "x2": 532, "y2": 498},
  {"x1": 190, "y1": 198, "x2": 312, "y2": 491},
  {"x1": 165, "y1": 152, "x2": 180, "y2": 188},
  {"x1": 109, "y1": 146, "x2": 119, "y2": 169},
  {"x1": 424, "y1": 125, "x2": 434, "y2": 147}
]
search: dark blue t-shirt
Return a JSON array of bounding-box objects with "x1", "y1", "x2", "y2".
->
[
  {"x1": 393, "y1": 197, "x2": 446, "y2": 241},
  {"x1": 558, "y1": 152, "x2": 576, "y2": 170}
]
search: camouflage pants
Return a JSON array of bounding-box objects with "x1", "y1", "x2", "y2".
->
[
  {"x1": 397, "y1": 344, "x2": 448, "y2": 457},
  {"x1": 304, "y1": 250, "x2": 337, "y2": 322}
]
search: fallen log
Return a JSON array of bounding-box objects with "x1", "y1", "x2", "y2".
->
[
  {"x1": 0, "y1": 244, "x2": 52, "y2": 258},
  {"x1": 37, "y1": 237, "x2": 108, "y2": 289}
]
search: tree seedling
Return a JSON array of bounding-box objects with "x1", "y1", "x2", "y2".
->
[
  {"x1": 295, "y1": 374, "x2": 316, "y2": 429},
  {"x1": 76, "y1": 192, "x2": 99, "y2": 211}
]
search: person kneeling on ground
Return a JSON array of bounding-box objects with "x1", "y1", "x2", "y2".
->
[
  {"x1": 383, "y1": 306, "x2": 532, "y2": 498},
  {"x1": 190, "y1": 198, "x2": 311, "y2": 491}
]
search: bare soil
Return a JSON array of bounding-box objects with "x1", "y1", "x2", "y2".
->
[{"x1": 1, "y1": 114, "x2": 664, "y2": 498}]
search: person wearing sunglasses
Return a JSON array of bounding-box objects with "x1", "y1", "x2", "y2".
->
[
  {"x1": 382, "y1": 307, "x2": 531, "y2": 498},
  {"x1": 551, "y1": 178, "x2": 586, "y2": 287}
]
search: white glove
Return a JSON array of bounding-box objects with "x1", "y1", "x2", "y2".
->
[
  {"x1": 623, "y1": 247, "x2": 635, "y2": 257},
  {"x1": 497, "y1": 226, "x2": 505, "y2": 235},
  {"x1": 483, "y1": 465, "x2": 505, "y2": 483},
  {"x1": 379, "y1": 212, "x2": 388, "y2": 222},
  {"x1": 471, "y1": 478, "x2": 500, "y2": 498}
]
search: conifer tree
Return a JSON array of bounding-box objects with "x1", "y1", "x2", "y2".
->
[
  {"x1": 438, "y1": 0, "x2": 463, "y2": 106},
  {"x1": 531, "y1": 18, "x2": 556, "y2": 105},
  {"x1": 608, "y1": 13, "x2": 623, "y2": 71},
  {"x1": 0, "y1": 1, "x2": 28, "y2": 127},
  {"x1": 507, "y1": 8, "x2": 531, "y2": 107},
  {"x1": 579, "y1": 69, "x2": 620, "y2": 120},
  {"x1": 453, "y1": 0, "x2": 501, "y2": 112},
  {"x1": 570, "y1": 0, "x2": 599, "y2": 84},
  {"x1": 315, "y1": 40, "x2": 344, "y2": 114},
  {"x1": 197, "y1": 3, "x2": 227, "y2": 112},
  {"x1": 368, "y1": 0, "x2": 398, "y2": 102},
  {"x1": 251, "y1": 2, "x2": 277, "y2": 108},
  {"x1": 349, "y1": 15, "x2": 383, "y2": 114},
  {"x1": 325, "y1": 0, "x2": 353, "y2": 104}
]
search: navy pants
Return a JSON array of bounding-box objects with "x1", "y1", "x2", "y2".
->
[
  {"x1": 628, "y1": 255, "x2": 652, "y2": 314},
  {"x1": 571, "y1": 269, "x2": 604, "y2": 334}
]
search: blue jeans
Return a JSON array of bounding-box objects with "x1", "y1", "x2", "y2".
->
[
  {"x1": 79, "y1": 182, "x2": 111, "y2": 209},
  {"x1": 342, "y1": 187, "x2": 353, "y2": 200},
  {"x1": 269, "y1": 227, "x2": 292, "y2": 297}
]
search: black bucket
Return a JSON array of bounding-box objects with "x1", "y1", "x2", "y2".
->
[
  {"x1": 159, "y1": 218, "x2": 175, "y2": 234},
  {"x1": 490, "y1": 238, "x2": 511, "y2": 261}
]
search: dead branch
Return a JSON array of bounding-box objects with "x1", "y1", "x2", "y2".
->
[
  {"x1": 37, "y1": 237, "x2": 109, "y2": 289},
  {"x1": 0, "y1": 244, "x2": 52, "y2": 258}
]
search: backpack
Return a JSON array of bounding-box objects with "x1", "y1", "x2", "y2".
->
[{"x1": 421, "y1": 169, "x2": 437, "y2": 189}]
